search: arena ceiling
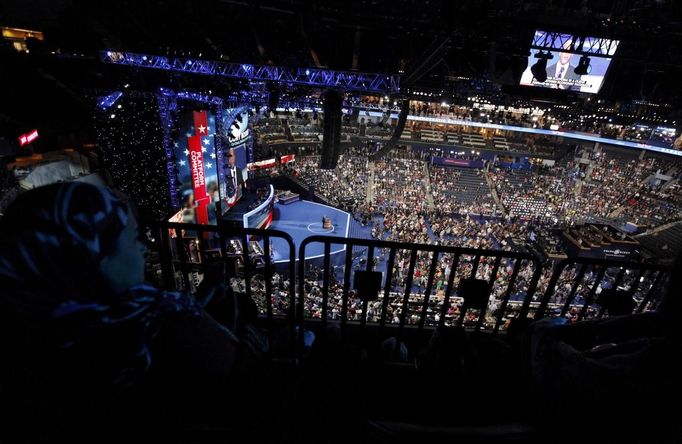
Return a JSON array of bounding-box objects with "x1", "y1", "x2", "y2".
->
[{"x1": 1, "y1": 0, "x2": 682, "y2": 140}]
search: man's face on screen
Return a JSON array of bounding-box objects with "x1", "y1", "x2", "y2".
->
[
  {"x1": 559, "y1": 51, "x2": 571, "y2": 65},
  {"x1": 228, "y1": 149, "x2": 236, "y2": 167}
]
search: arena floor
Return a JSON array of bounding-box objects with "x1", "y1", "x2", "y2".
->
[{"x1": 268, "y1": 200, "x2": 351, "y2": 264}]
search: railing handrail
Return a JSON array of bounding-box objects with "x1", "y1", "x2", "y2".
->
[
  {"x1": 297, "y1": 234, "x2": 545, "y2": 340},
  {"x1": 144, "y1": 219, "x2": 299, "y2": 356},
  {"x1": 298, "y1": 234, "x2": 542, "y2": 260},
  {"x1": 143, "y1": 220, "x2": 671, "y2": 356}
]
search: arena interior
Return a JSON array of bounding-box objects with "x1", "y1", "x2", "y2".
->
[{"x1": 1, "y1": 1, "x2": 682, "y2": 443}]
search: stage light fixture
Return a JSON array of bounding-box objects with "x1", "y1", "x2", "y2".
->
[
  {"x1": 574, "y1": 55, "x2": 591, "y2": 75},
  {"x1": 530, "y1": 51, "x2": 553, "y2": 83}
]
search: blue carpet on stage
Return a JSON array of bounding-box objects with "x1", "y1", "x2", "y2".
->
[{"x1": 268, "y1": 200, "x2": 356, "y2": 264}]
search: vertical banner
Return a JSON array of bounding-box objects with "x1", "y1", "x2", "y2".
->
[
  {"x1": 193, "y1": 111, "x2": 209, "y2": 136},
  {"x1": 188, "y1": 110, "x2": 210, "y2": 224}
]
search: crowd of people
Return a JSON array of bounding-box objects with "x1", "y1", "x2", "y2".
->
[
  {"x1": 429, "y1": 165, "x2": 500, "y2": 216},
  {"x1": 490, "y1": 151, "x2": 681, "y2": 226},
  {"x1": 293, "y1": 154, "x2": 367, "y2": 213},
  {"x1": 287, "y1": 143, "x2": 681, "y2": 231},
  {"x1": 373, "y1": 151, "x2": 429, "y2": 210},
  {"x1": 267, "y1": 143, "x2": 682, "y2": 332}
]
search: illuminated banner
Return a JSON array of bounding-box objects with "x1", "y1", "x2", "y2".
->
[
  {"x1": 431, "y1": 157, "x2": 484, "y2": 169},
  {"x1": 280, "y1": 154, "x2": 295, "y2": 164},
  {"x1": 188, "y1": 110, "x2": 211, "y2": 224},
  {"x1": 187, "y1": 136, "x2": 207, "y2": 199},
  {"x1": 18, "y1": 129, "x2": 39, "y2": 147},
  {"x1": 193, "y1": 111, "x2": 208, "y2": 136},
  {"x1": 248, "y1": 158, "x2": 277, "y2": 170}
]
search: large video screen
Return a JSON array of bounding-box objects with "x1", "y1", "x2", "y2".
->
[
  {"x1": 520, "y1": 31, "x2": 619, "y2": 94},
  {"x1": 221, "y1": 109, "x2": 250, "y2": 211}
]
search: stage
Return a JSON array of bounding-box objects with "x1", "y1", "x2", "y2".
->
[{"x1": 267, "y1": 200, "x2": 351, "y2": 265}]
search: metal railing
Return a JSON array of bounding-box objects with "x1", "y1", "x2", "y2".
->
[
  {"x1": 297, "y1": 236, "x2": 545, "y2": 344},
  {"x1": 145, "y1": 222, "x2": 671, "y2": 357},
  {"x1": 146, "y1": 220, "x2": 297, "y2": 355},
  {"x1": 535, "y1": 257, "x2": 669, "y2": 321}
]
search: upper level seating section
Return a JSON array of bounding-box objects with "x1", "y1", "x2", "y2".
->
[
  {"x1": 365, "y1": 124, "x2": 393, "y2": 138},
  {"x1": 461, "y1": 132, "x2": 487, "y2": 149},
  {"x1": 419, "y1": 128, "x2": 444, "y2": 142},
  {"x1": 429, "y1": 165, "x2": 499, "y2": 216},
  {"x1": 290, "y1": 125, "x2": 321, "y2": 142},
  {"x1": 287, "y1": 117, "x2": 322, "y2": 142},
  {"x1": 493, "y1": 136, "x2": 510, "y2": 151},
  {"x1": 342, "y1": 124, "x2": 359, "y2": 136},
  {"x1": 253, "y1": 117, "x2": 287, "y2": 144}
]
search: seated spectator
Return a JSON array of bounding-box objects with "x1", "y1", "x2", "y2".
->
[{"x1": 0, "y1": 183, "x2": 268, "y2": 443}]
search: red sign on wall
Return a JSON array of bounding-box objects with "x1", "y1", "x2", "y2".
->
[
  {"x1": 18, "y1": 129, "x2": 39, "y2": 147},
  {"x1": 280, "y1": 154, "x2": 295, "y2": 164}
]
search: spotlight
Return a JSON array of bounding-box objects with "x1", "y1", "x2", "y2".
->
[
  {"x1": 574, "y1": 56, "x2": 591, "y2": 75},
  {"x1": 530, "y1": 51, "x2": 553, "y2": 83}
]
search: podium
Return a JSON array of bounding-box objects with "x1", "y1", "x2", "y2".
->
[{"x1": 322, "y1": 216, "x2": 332, "y2": 230}]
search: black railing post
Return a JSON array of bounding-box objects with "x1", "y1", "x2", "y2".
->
[
  {"x1": 418, "y1": 252, "x2": 440, "y2": 331},
  {"x1": 578, "y1": 266, "x2": 607, "y2": 321}
]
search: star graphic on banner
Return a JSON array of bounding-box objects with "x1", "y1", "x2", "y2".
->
[
  {"x1": 210, "y1": 153, "x2": 216, "y2": 159},
  {"x1": 201, "y1": 146, "x2": 207, "y2": 153},
  {"x1": 186, "y1": 132, "x2": 192, "y2": 138},
  {"x1": 173, "y1": 142, "x2": 179, "y2": 148},
  {"x1": 179, "y1": 160, "x2": 186, "y2": 166},
  {"x1": 198, "y1": 124, "x2": 207, "y2": 134},
  {"x1": 184, "y1": 149, "x2": 190, "y2": 156},
  {"x1": 203, "y1": 138, "x2": 211, "y2": 146},
  {"x1": 205, "y1": 162, "x2": 213, "y2": 169}
]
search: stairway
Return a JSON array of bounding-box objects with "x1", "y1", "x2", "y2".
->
[
  {"x1": 485, "y1": 172, "x2": 504, "y2": 214},
  {"x1": 422, "y1": 161, "x2": 435, "y2": 209},
  {"x1": 367, "y1": 161, "x2": 375, "y2": 204}
]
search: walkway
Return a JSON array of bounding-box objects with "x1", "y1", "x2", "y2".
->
[
  {"x1": 422, "y1": 161, "x2": 435, "y2": 209},
  {"x1": 367, "y1": 161, "x2": 375, "y2": 204}
]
